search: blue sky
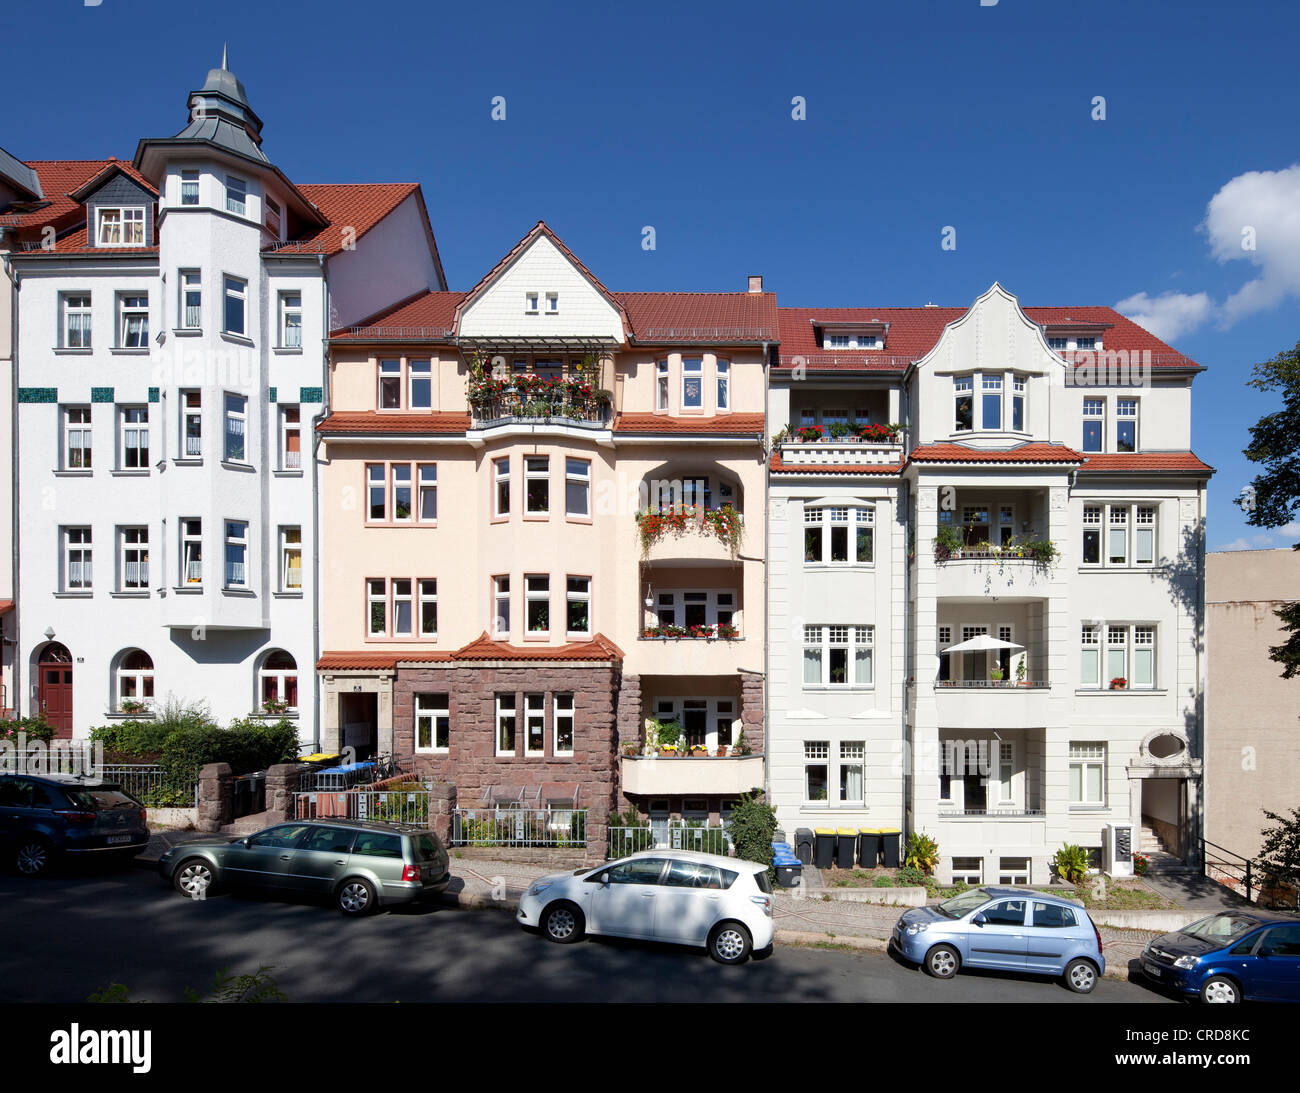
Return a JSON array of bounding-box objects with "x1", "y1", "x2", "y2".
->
[{"x1": 9, "y1": 0, "x2": 1300, "y2": 549}]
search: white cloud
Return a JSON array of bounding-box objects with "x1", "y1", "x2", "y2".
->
[
  {"x1": 1118, "y1": 164, "x2": 1300, "y2": 338},
  {"x1": 1113, "y1": 290, "x2": 1213, "y2": 342}
]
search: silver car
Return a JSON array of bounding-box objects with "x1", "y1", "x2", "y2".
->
[
  {"x1": 891, "y1": 886, "x2": 1106, "y2": 993},
  {"x1": 158, "y1": 819, "x2": 450, "y2": 915}
]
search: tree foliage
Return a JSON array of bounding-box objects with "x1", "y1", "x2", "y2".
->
[
  {"x1": 729, "y1": 791, "x2": 777, "y2": 879},
  {"x1": 1258, "y1": 806, "x2": 1300, "y2": 885},
  {"x1": 1243, "y1": 342, "x2": 1300, "y2": 676}
]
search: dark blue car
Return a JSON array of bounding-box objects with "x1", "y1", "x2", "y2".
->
[{"x1": 1140, "y1": 910, "x2": 1300, "y2": 1003}]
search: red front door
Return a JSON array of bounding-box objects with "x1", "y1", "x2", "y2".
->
[{"x1": 38, "y1": 661, "x2": 73, "y2": 738}]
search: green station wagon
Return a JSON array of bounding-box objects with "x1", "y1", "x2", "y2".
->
[{"x1": 158, "y1": 819, "x2": 450, "y2": 915}]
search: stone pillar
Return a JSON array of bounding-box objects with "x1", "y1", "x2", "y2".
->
[
  {"x1": 264, "y1": 762, "x2": 312, "y2": 823},
  {"x1": 615, "y1": 672, "x2": 642, "y2": 751},
  {"x1": 197, "y1": 762, "x2": 233, "y2": 832},
  {"x1": 427, "y1": 780, "x2": 456, "y2": 842},
  {"x1": 739, "y1": 669, "x2": 765, "y2": 754}
]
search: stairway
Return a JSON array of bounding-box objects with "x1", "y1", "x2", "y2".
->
[{"x1": 1139, "y1": 820, "x2": 1195, "y2": 875}]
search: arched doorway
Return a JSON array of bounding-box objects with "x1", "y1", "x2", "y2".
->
[{"x1": 36, "y1": 643, "x2": 73, "y2": 738}]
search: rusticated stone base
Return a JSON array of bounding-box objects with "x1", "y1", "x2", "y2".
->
[
  {"x1": 196, "y1": 762, "x2": 233, "y2": 833},
  {"x1": 740, "y1": 669, "x2": 765, "y2": 755}
]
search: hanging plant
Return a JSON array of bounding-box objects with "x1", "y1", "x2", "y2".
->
[{"x1": 635, "y1": 503, "x2": 743, "y2": 556}]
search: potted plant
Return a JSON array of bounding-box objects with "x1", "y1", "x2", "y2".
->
[
  {"x1": 119, "y1": 698, "x2": 148, "y2": 716},
  {"x1": 690, "y1": 744, "x2": 709, "y2": 758},
  {"x1": 655, "y1": 719, "x2": 682, "y2": 756},
  {"x1": 1133, "y1": 851, "x2": 1150, "y2": 876},
  {"x1": 1110, "y1": 676, "x2": 1128, "y2": 690},
  {"x1": 620, "y1": 741, "x2": 639, "y2": 757},
  {"x1": 1015, "y1": 658, "x2": 1029, "y2": 686},
  {"x1": 990, "y1": 667, "x2": 1005, "y2": 683},
  {"x1": 933, "y1": 523, "x2": 963, "y2": 561}
]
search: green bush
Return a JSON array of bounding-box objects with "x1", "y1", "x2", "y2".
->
[
  {"x1": 729, "y1": 791, "x2": 777, "y2": 881},
  {"x1": 1053, "y1": 843, "x2": 1092, "y2": 884},
  {"x1": 896, "y1": 866, "x2": 929, "y2": 888},
  {"x1": 904, "y1": 831, "x2": 941, "y2": 874},
  {"x1": 0, "y1": 713, "x2": 56, "y2": 744},
  {"x1": 873, "y1": 874, "x2": 894, "y2": 888}
]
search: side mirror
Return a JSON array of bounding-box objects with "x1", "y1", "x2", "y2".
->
[
  {"x1": 1257, "y1": 947, "x2": 1273, "y2": 958},
  {"x1": 972, "y1": 912, "x2": 987, "y2": 927},
  {"x1": 600, "y1": 873, "x2": 611, "y2": 887},
  {"x1": 242, "y1": 838, "x2": 252, "y2": 848}
]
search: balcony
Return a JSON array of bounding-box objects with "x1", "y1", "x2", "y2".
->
[
  {"x1": 636, "y1": 506, "x2": 744, "y2": 564},
  {"x1": 468, "y1": 386, "x2": 612, "y2": 431},
  {"x1": 633, "y1": 629, "x2": 752, "y2": 675},
  {"x1": 620, "y1": 754, "x2": 765, "y2": 797},
  {"x1": 775, "y1": 438, "x2": 902, "y2": 468},
  {"x1": 933, "y1": 542, "x2": 1058, "y2": 600},
  {"x1": 933, "y1": 680, "x2": 1051, "y2": 728}
]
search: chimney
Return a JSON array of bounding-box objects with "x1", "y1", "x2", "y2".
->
[{"x1": 748, "y1": 274, "x2": 763, "y2": 294}]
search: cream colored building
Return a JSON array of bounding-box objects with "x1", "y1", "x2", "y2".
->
[{"x1": 1205, "y1": 548, "x2": 1300, "y2": 859}]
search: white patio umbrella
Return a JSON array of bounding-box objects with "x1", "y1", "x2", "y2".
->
[{"x1": 941, "y1": 633, "x2": 1023, "y2": 653}]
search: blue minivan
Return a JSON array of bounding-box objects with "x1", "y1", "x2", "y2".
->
[
  {"x1": 1140, "y1": 911, "x2": 1300, "y2": 1003},
  {"x1": 892, "y1": 886, "x2": 1105, "y2": 993}
]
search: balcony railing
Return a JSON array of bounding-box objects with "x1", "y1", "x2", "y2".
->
[
  {"x1": 938, "y1": 808, "x2": 1046, "y2": 819},
  {"x1": 776, "y1": 438, "x2": 903, "y2": 466},
  {"x1": 470, "y1": 392, "x2": 611, "y2": 428},
  {"x1": 936, "y1": 679, "x2": 1048, "y2": 689}
]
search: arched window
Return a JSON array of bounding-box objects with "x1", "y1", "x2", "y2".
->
[
  {"x1": 116, "y1": 650, "x2": 154, "y2": 711},
  {"x1": 259, "y1": 650, "x2": 298, "y2": 713}
]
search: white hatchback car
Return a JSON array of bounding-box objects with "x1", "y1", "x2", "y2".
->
[{"x1": 517, "y1": 850, "x2": 775, "y2": 964}]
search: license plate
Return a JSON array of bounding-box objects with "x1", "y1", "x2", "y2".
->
[
  {"x1": 107, "y1": 835, "x2": 133, "y2": 845},
  {"x1": 1143, "y1": 961, "x2": 1161, "y2": 978}
]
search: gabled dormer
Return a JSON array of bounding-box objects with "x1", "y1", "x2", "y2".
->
[
  {"x1": 70, "y1": 161, "x2": 158, "y2": 249},
  {"x1": 814, "y1": 318, "x2": 888, "y2": 351}
]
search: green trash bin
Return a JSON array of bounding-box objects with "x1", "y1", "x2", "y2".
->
[
  {"x1": 813, "y1": 827, "x2": 836, "y2": 869},
  {"x1": 880, "y1": 827, "x2": 902, "y2": 868},
  {"x1": 836, "y1": 827, "x2": 857, "y2": 868},
  {"x1": 858, "y1": 828, "x2": 881, "y2": 868}
]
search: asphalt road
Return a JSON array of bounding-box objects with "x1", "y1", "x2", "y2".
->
[{"x1": 0, "y1": 864, "x2": 1173, "y2": 1004}]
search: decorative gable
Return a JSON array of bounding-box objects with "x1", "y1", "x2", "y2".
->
[{"x1": 83, "y1": 171, "x2": 157, "y2": 248}]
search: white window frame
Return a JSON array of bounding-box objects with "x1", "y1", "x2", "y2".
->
[
  {"x1": 1011, "y1": 375, "x2": 1026, "y2": 432},
  {"x1": 655, "y1": 359, "x2": 669, "y2": 411},
  {"x1": 525, "y1": 693, "x2": 546, "y2": 756},
  {"x1": 1082, "y1": 397, "x2": 1104, "y2": 453},
  {"x1": 96, "y1": 206, "x2": 145, "y2": 247},
  {"x1": 655, "y1": 696, "x2": 737, "y2": 754},
  {"x1": 525, "y1": 456, "x2": 549, "y2": 515},
  {"x1": 180, "y1": 391, "x2": 202, "y2": 458},
  {"x1": 258, "y1": 651, "x2": 298, "y2": 712},
  {"x1": 681, "y1": 357, "x2": 703, "y2": 410},
  {"x1": 493, "y1": 576, "x2": 510, "y2": 637},
  {"x1": 525, "y1": 574, "x2": 550, "y2": 635},
  {"x1": 63, "y1": 406, "x2": 92, "y2": 470},
  {"x1": 981, "y1": 374, "x2": 1003, "y2": 430},
  {"x1": 223, "y1": 392, "x2": 247, "y2": 463},
  {"x1": 1116, "y1": 397, "x2": 1139, "y2": 453},
  {"x1": 119, "y1": 406, "x2": 149, "y2": 470},
  {"x1": 417, "y1": 463, "x2": 437, "y2": 522},
  {"x1": 279, "y1": 526, "x2": 302, "y2": 593},
  {"x1": 119, "y1": 527, "x2": 149, "y2": 592},
  {"x1": 180, "y1": 270, "x2": 202, "y2": 330},
  {"x1": 222, "y1": 275, "x2": 246, "y2": 336},
  {"x1": 566, "y1": 576, "x2": 591, "y2": 636},
  {"x1": 181, "y1": 519, "x2": 203, "y2": 586},
  {"x1": 278, "y1": 292, "x2": 301, "y2": 349},
  {"x1": 418, "y1": 579, "x2": 437, "y2": 637},
  {"x1": 803, "y1": 740, "x2": 830, "y2": 804},
  {"x1": 224, "y1": 521, "x2": 248, "y2": 590},
  {"x1": 495, "y1": 694, "x2": 517, "y2": 756},
  {"x1": 953, "y1": 376, "x2": 973, "y2": 433},
  {"x1": 378, "y1": 359, "x2": 402, "y2": 410},
  {"x1": 391, "y1": 465, "x2": 413, "y2": 523},
  {"x1": 366, "y1": 464, "x2": 386, "y2": 521},
  {"x1": 554, "y1": 693, "x2": 575, "y2": 757},
  {"x1": 802, "y1": 624, "x2": 873, "y2": 688},
  {"x1": 367, "y1": 579, "x2": 387, "y2": 637},
  {"x1": 278, "y1": 406, "x2": 301, "y2": 471},
  {"x1": 391, "y1": 579, "x2": 414, "y2": 637},
  {"x1": 545, "y1": 292, "x2": 559, "y2": 315},
  {"x1": 408, "y1": 359, "x2": 432, "y2": 410},
  {"x1": 952, "y1": 857, "x2": 984, "y2": 885},
  {"x1": 803, "y1": 505, "x2": 874, "y2": 566},
  {"x1": 62, "y1": 293, "x2": 92, "y2": 349},
  {"x1": 225, "y1": 175, "x2": 247, "y2": 216},
  {"x1": 525, "y1": 292, "x2": 539, "y2": 315},
  {"x1": 565, "y1": 458, "x2": 590, "y2": 518},
  {"x1": 118, "y1": 293, "x2": 149, "y2": 348},
  {"x1": 716, "y1": 358, "x2": 730, "y2": 410},
  {"x1": 415, "y1": 693, "x2": 450, "y2": 754},
  {"x1": 64, "y1": 527, "x2": 92, "y2": 591},
  {"x1": 838, "y1": 740, "x2": 866, "y2": 806},
  {"x1": 180, "y1": 170, "x2": 199, "y2": 206},
  {"x1": 998, "y1": 858, "x2": 1032, "y2": 885},
  {"x1": 494, "y1": 458, "x2": 510, "y2": 517},
  {"x1": 1069, "y1": 743, "x2": 1107, "y2": 806},
  {"x1": 653, "y1": 589, "x2": 736, "y2": 633},
  {"x1": 116, "y1": 650, "x2": 154, "y2": 709}
]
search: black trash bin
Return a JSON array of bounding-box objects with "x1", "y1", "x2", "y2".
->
[
  {"x1": 836, "y1": 827, "x2": 856, "y2": 869},
  {"x1": 858, "y1": 828, "x2": 881, "y2": 868},
  {"x1": 774, "y1": 854, "x2": 803, "y2": 888},
  {"x1": 880, "y1": 827, "x2": 902, "y2": 868},
  {"x1": 813, "y1": 827, "x2": 836, "y2": 869},
  {"x1": 248, "y1": 770, "x2": 267, "y2": 813},
  {"x1": 795, "y1": 828, "x2": 814, "y2": 865},
  {"x1": 232, "y1": 776, "x2": 252, "y2": 819}
]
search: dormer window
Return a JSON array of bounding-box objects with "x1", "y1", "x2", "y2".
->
[
  {"x1": 1047, "y1": 336, "x2": 1068, "y2": 351},
  {"x1": 954, "y1": 377, "x2": 973, "y2": 432},
  {"x1": 828, "y1": 335, "x2": 850, "y2": 349},
  {"x1": 1076, "y1": 336, "x2": 1096, "y2": 350},
  {"x1": 856, "y1": 334, "x2": 878, "y2": 349},
  {"x1": 97, "y1": 207, "x2": 145, "y2": 246},
  {"x1": 824, "y1": 328, "x2": 882, "y2": 350}
]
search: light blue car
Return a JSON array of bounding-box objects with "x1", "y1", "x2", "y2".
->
[{"x1": 891, "y1": 886, "x2": 1105, "y2": 994}]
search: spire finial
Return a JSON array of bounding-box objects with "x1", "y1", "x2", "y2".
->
[{"x1": 221, "y1": 42, "x2": 228, "y2": 70}]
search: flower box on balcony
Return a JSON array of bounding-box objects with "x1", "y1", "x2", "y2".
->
[
  {"x1": 642, "y1": 623, "x2": 740, "y2": 641},
  {"x1": 635, "y1": 504, "x2": 743, "y2": 555}
]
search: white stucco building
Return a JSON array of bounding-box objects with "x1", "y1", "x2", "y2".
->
[
  {"x1": 768, "y1": 284, "x2": 1212, "y2": 882},
  {"x1": 7, "y1": 55, "x2": 444, "y2": 742}
]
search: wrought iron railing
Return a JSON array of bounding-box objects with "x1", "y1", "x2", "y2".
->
[
  {"x1": 938, "y1": 808, "x2": 1046, "y2": 819},
  {"x1": 99, "y1": 763, "x2": 199, "y2": 808},
  {"x1": 1202, "y1": 837, "x2": 1300, "y2": 910},
  {"x1": 935, "y1": 680, "x2": 1048, "y2": 689},
  {"x1": 451, "y1": 807, "x2": 587, "y2": 848},
  {"x1": 470, "y1": 394, "x2": 611, "y2": 427},
  {"x1": 608, "y1": 821, "x2": 731, "y2": 858}
]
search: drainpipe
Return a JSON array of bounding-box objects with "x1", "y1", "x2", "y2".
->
[
  {"x1": 899, "y1": 374, "x2": 911, "y2": 838},
  {"x1": 3, "y1": 249, "x2": 18, "y2": 717},
  {"x1": 761, "y1": 340, "x2": 771, "y2": 806},
  {"x1": 309, "y1": 254, "x2": 328, "y2": 751}
]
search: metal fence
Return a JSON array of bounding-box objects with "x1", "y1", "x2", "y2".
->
[
  {"x1": 1203, "y1": 838, "x2": 1300, "y2": 911},
  {"x1": 608, "y1": 822, "x2": 731, "y2": 859},
  {"x1": 99, "y1": 764, "x2": 198, "y2": 808},
  {"x1": 295, "y1": 785, "x2": 433, "y2": 826},
  {"x1": 451, "y1": 807, "x2": 587, "y2": 849}
]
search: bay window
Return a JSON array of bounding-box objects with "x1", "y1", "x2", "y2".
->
[
  {"x1": 565, "y1": 458, "x2": 590, "y2": 518},
  {"x1": 954, "y1": 377, "x2": 973, "y2": 432},
  {"x1": 682, "y1": 357, "x2": 703, "y2": 409},
  {"x1": 180, "y1": 170, "x2": 199, "y2": 205},
  {"x1": 224, "y1": 521, "x2": 248, "y2": 589},
  {"x1": 981, "y1": 375, "x2": 1002, "y2": 429},
  {"x1": 225, "y1": 176, "x2": 246, "y2": 215},
  {"x1": 804, "y1": 505, "x2": 874, "y2": 564},
  {"x1": 1012, "y1": 376, "x2": 1026, "y2": 430},
  {"x1": 180, "y1": 270, "x2": 201, "y2": 329},
  {"x1": 525, "y1": 457, "x2": 549, "y2": 515}
]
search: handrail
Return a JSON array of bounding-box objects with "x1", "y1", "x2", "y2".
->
[{"x1": 1201, "y1": 836, "x2": 1300, "y2": 908}]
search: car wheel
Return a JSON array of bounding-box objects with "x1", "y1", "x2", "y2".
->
[
  {"x1": 14, "y1": 837, "x2": 52, "y2": 877},
  {"x1": 924, "y1": 944, "x2": 960, "y2": 979},
  {"x1": 542, "y1": 900, "x2": 585, "y2": 944},
  {"x1": 173, "y1": 858, "x2": 216, "y2": 899},
  {"x1": 337, "y1": 878, "x2": 377, "y2": 916},
  {"x1": 708, "y1": 921, "x2": 752, "y2": 965},
  {"x1": 1201, "y1": 975, "x2": 1240, "y2": 1004},
  {"x1": 1064, "y1": 958, "x2": 1098, "y2": 994}
]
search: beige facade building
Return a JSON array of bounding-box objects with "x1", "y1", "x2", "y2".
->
[{"x1": 1205, "y1": 548, "x2": 1300, "y2": 859}]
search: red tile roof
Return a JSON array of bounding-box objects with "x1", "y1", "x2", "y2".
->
[
  {"x1": 776, "y1": 305, "x2": 1200, "y2": 371},
  {"x1": 31, "y1": 224, "x2": 159, "y2": 256},
  {"x1": 319, "y1": 632, "x2": 625, "y2": 670},
  {"x1": 9, "y1": 160, "x2": 120, "y2": 230},
  {"x1": 0, "y1": 600, "x2": 13, "y2": 617},
  {"x1": 266, "y1": 182, "x2": 421, "y2": 258},
  {"x1": 613, "y1": 413, "x2": 765, "y2": 437},
  {"x1": 616, "y1": 292, "x2": 779, "y2": 344},
  {"x1": 769, "y1": 451, "x2": 904, "y2": 475},
  {"x1": 909, "y1": 443, "x2": 1085, "y2": 464},
  {"x1": 1079, "y1": 452, "x2": 1214, "y2": 474},
  {"x1": 455, "y1": 632, "x2": 624, "y2": 661},
  {"x1": 316, "y1": 411, "x2": 470, "y2": 436},
  {"x1": 332, "y1": 290, "x2": 467, "y2": 341}
]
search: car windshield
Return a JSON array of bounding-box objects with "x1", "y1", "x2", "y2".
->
[
  {"x1": 936, "y1": 888, "x2": 994, "y2": 919},
  {"x1": 1179, "y1": 914, "x2": 1260, "y2": 945},
  {"x1": 62, "y1": 788, "x2": 138, "y2": 810}
]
